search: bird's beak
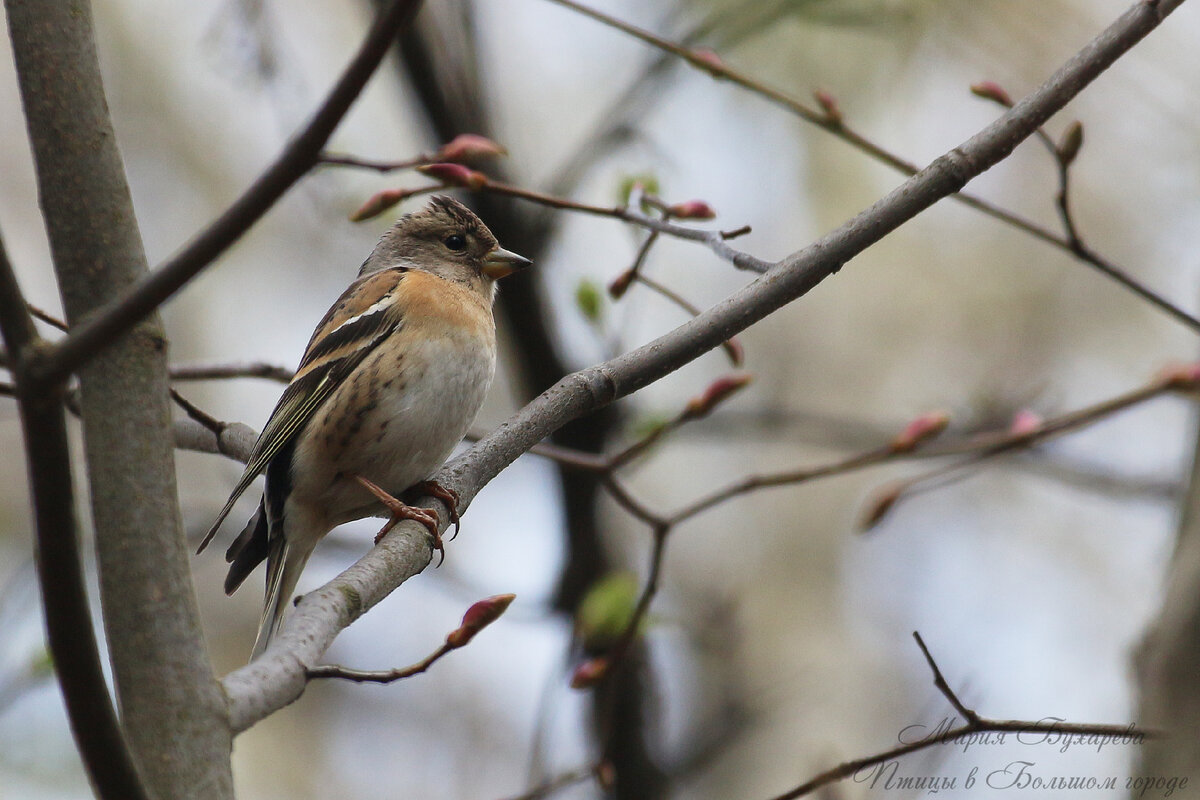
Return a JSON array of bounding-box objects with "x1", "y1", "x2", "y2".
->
[{"x1": 482, "y1": 246, "x2": 532, "y2": 279}]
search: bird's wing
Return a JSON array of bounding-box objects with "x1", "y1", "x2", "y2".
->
[{"x1": 197, "y1": 267, "x2": 410, "y2": 553}]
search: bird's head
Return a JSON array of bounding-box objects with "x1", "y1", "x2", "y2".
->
[{"x1": 360, "y1": 196, "x2": 531, "y2": 298}]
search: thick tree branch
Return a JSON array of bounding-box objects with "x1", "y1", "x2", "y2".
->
[
  {"x1": 36, "y1": 0, "x2": 424, "y2": 385},
  {"x1": 0, "y1": 231, "x2": 150, "y2": 799},
  {"x1": 218, "y1": 0, "x2": 1186, "y2": 730},
  {"x1": 7, "y1": 0, "x2": 237, "y2": 794}
]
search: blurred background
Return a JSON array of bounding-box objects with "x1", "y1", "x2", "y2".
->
[{"x1": 2, "y1": 0, "x2": 1199, "y2": 797}]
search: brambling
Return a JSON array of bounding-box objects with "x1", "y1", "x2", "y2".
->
[{"x1": 197, "y1": 196, "x2": 530, "y2": 658}]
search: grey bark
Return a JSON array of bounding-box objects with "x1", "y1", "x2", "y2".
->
[
  {"x1": 5, "y1": 1, "x2": 234, "y2": 797},
  {"x1": 1135, "y1": 418, "x2": 1200, "y2": 788}
]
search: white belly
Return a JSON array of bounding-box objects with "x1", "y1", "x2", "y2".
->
[{"x1": 289, "y1": 330, "x2": 495, "y2": 530}]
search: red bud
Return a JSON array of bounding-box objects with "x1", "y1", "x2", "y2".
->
[
  {"x1": 666, "y1": 200, "x2": 717, "y2": 220},
  {"x1": 445, "y1": 593, "x2": 515, "y2": 648},
  {"x1": 891, "y1": 411, "x2": 950, "y2": 452},
  {"x1": 1008, "y1": 409, "x2": 1044, "y2": 436},
  {"x1": 349, "y1": 188, "x2": 410, "y2": 222},
  {"x1": 689, "y1": 47, "x2": 725, "y2": 75},
  {"x1": 570, "y1": 656, "x2": 610, "y2": 689},
  {"x1": 813, "y1": 89, "x2": 842, "y2": 124},
  {"x1": 417, "y1": 162, "x2": 488, "y2": 189},
  {"x1": 683, "y1": 373, "x2": 753, "y2": 419},
  {"x1": 970, "y1": 80, "x2": 1013, "y2": 107},
  {"x1": 608, "y1": 269, "x2": 636, "y2": 299},
  {"x1": 1157, "y1": 362, "x2": 1200, "y2": 390},
  {"x1": 436, "y1": 134, "x2": 507, "y2": 163}
]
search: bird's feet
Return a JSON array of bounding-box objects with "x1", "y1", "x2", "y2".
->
[
  {"x1": 406, "y1": 480, "x2": 461, "y2": 540},
  {"x1": 354, "y1": 475, "x2": 445, "y2": 565}
]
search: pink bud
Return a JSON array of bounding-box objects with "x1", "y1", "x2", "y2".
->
[
  {"x1": 683, "y1": 373, "x2": 753, "y2": 419},
  {"x1": 813, "y1": 89, "x2": 842, "y2": 123},
  {"x1": 666, "y1": 200, "x2": 716, "y2": 220},
  {"x1": 970, "y1": 80, "x2": 1013, "y2": 107},
  {"x1": 445, "y1": 593, "x2": 515, "y2": 648},
  {"x1": 417, "y1": 162, "x2": 488, "y2": 189},
  {"x1": 570, "y1": 656, "x2": 609, "y2": 689},
  {"x1": 689, "y1": 47, "x2": 725, "y2": 75},
  {"x1": 436, "y1": 134, "x2": 507, "y2": 163},
  {"x1": 1008, "y1": 409, "x2": 1044, "y2": 436},
  {"x1": 1157, "y1": 362, "x2": 1200, "y2": 390},
  {"x1": 891, "y1": 411, "x2": 950, "y2": 452},
  {"x1": 349, "y1": 188, "x2": 410, "y2": 222},
  {"x1": 595, "y1": 762, "x2": 616, "y2": 791},
  {"x1": 608, "y1": 269, "x2": 636, "y2": 299}
]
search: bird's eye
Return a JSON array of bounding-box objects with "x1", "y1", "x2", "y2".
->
[{"x1": 443, "y1": 234, "x2": 467, "y2": 252}]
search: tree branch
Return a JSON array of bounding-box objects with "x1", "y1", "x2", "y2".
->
[
  {"x1": 544, "y1": 0, "x2": 1200, "y2": 334},
  {"x1": 765, "y1": 632, "x2": 1152, "y2": 799},
  {"x1": 0, "y1": 230, "x2": 150, "y2": 798},
  {"x1": 169, "y1": 361, "x2": 293, "y2": 383},
  {"x1": 36, "y1": 0, "x2": 425, "y2": 385},
  {"x1": 6, "y1": 0, "x2": 238, "y2": 793},
  {"x1": 306, "y1": 593, "x2": 515, "y2": 684},
  {"x1": 219, "y1": 0, "x2": 1186, "y2": 732}
]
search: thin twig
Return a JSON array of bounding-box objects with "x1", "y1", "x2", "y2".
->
[
  {"x1": 169, "y1": 388, "x2": 228, "y2": 436},
  {"x1": 859, "y1": 370, "x2": 1185, "y2": 527},
  {"x1": 306, "y1": 643, "x2": 452, "y2": 684},
  {"x1": 498, "y1": 763, "x2": 605, "y2": 800},
  {"x1": 632, "y1": 273, "x2": 744, "y2": 366},
  {"x1": 601, "y1": 474, "x2": 669, "y2": 528},
  {"x1": 169, "y1": 361, "x2": 293, "y2": 383},
  {"x1": 405, "y1": 171, "x2": 774, "y2": 273},
  {"x1": 39, "y1": 0, "x2": 426, "y2": 384},
  {"x1": 765, "y1": 633, "x2": 1153, "y2": 799},
  {"x1": 318, "y1": 151, "x2": 432, "y2": 173},
  {"x1": 223, "y1": 0, "x2": 1188, "y2": 731},
  {"x1": 306, "y1": 593, "x2": 515, "y2": 683},
  {"x1": 542, "y1": 0, "x2": 1200, "y2": 334},
  {"x1": 912, "y1": 632, "x2": 980, "y2": 724},
  {"x1": 27, "y1": 303, "x2": 68, "y2": 332}
]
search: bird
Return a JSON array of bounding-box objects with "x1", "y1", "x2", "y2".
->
[{"x1": 197, "y1": 195, "x2": 530, "y2": 658}]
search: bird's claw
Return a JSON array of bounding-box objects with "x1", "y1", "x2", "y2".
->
[
  {"x1": 410, "y1": 480, "x2": 461, "y2": 540},
  {"x1": 354, "y1": 475, "x2": 446, "y2": 566}
]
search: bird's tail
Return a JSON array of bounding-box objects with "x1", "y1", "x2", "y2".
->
[{"x1": 251, "y1": 535, "x2": 314, "y2": 660}]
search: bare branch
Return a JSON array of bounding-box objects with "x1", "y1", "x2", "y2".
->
[
  {"x1": 499, "y1": 763, "x2": 606, "y2": 800},
  {"x1": 220, "y1": 0, "x2": 1187, "y2": 732},
  {"x1": 306, "y1": 593, "x2": 515, "y2": 684},
  {"x1": 356, "y1": 168, "x2": 773, "y2": 273},
  {"x1": 766, "y1": 633, "x2": 1152, "y2": 799},
  {"x1": 38, "y1": 0, "x2": 426, "y2": 385},
  {"x1": 544, "y1": 0, "x2": 1200, "y2": 334},
  {"x1": 169, "y1": 361, "x2": 293, "y2": 383},
  {"x1": 305, "y1": 646, "x2": 453, "y2": 684},
  {"x1": 912, "y1": 632, "x2": 980, "y2": 724},
  {"x1": 0, "y1": 228, "x2": 150, "y2": 798},
  {"x1": 861, "y1": 367, "x2": 1189, "y2": 528}
]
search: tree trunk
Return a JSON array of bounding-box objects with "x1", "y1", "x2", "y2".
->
[
  {"x1": 5, "y1": 1, "x2": 234, "y2": 796},
  {"x1": 1135, "y1": 412, "x2": 1200, "y2": 789}
]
